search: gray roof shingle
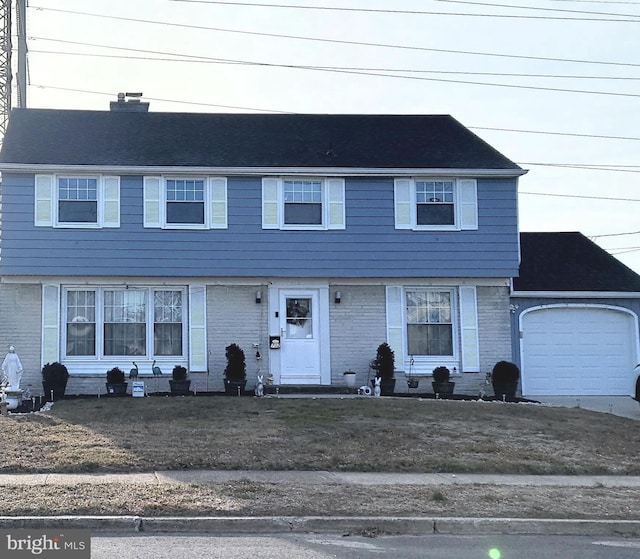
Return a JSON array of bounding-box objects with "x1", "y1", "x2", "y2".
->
[
  {"x1": 0, "y1": 109, "x2": 523, "y2": 170},
  {"x1": 515, "y1": 232, "x2": 640, "y2": 292}
]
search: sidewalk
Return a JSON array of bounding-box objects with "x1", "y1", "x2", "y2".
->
[
  {"x1": 2, "y1": 470, "x2": 640, "y2": 536},
  {"x1": 3, "y1": 469, "x2": 640, "y2": 487}
]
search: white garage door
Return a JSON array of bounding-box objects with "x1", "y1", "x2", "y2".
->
[{"x1": 521, "y1": 306, "x2": 637, "y2": 396}]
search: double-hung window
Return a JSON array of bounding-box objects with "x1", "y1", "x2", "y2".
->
[
  {"x1": 394, "y1": 178, "x2": 477, "y2": 231},
  {"x1": 58, "y1": 177, "x2": 98, "y2": 223},
  {"x1": 262, "y1": 177, "x2": 346, "y2": 230},
  {"x1": 34, "y1": 175, "x2": 120, "y2": 228},
  {"x1": 284, "y1": 180, "x2": 323, "y2": 225},
  {"x1": 64, "y1": 287, "x2": 185, "y2": 359},
  {"x1": 406, "y1": 289, "x2": 454, "y2": 357},
  {"x1": 143, "y1": 176, "x2": 227, "y2": 229},
  {"x1": 166, "y1": 179, "x2": 205, "y2": 225}
]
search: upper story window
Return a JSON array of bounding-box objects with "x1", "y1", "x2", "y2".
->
[
  {"x1": 166, "y1": 179, "x2": 205, "y2": 225},
  {"x1": 144, "y1": 176, "x2": 227, "y2": 229},
  {"x1": 262, "y1": 177, "x2": 345, "y2": 230},
  {"x1": 58, "y1": 178, "x2": 98, "y2": 223},
  {"x1": 35, "y1": 174, "x2": 120, "y2": 228},
  {"x1": 394, "y1": 178, "x2": 477, "y2": 231},
  {"x1": 284, "y1": 180, "x2": 323, "y2": 225},
  {"x1": 416, "y1": 180, "x2": 454, "y2": 226}
]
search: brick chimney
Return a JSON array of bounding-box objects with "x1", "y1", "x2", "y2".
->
[{"x1": 110, "y1": 92, "x2": 150, "y2": 112}]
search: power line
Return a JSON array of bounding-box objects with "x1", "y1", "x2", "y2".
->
[
  {"x1": 470, "y1": 126, "x2": 640, "y2": 142},
  {"x1": 591, "y1": 230, "x2": 640, "y2": 238},
  {"x1": 517, "y1": 163, "x2": 640, "y2": 172},
  {"x1": 167, "y1": 0, "x2": 640, "y2": 21},
  {"x1": 520, "y1": 191, "x2": 640, "y2": 201},
  {"x1": 28, "y1": 7, "x2": 640, "y2": 67},
  {"x1": 28, "y1": 49, "x2": 640, "y2": 82},
  {"x1": 29, "y1": 37, "x2": 640, "y2": 99},
  {"x1": 30, "y1": 84, "x2": 291, "y2": 113}
]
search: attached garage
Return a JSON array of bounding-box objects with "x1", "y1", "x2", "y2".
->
[{"x1": 520, "y1": 305, "x2": 638, "y2": 396}]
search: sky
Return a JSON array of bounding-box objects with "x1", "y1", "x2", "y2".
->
[{"x1": 11, "y1": 0, "x2": 640, "y2": 272}]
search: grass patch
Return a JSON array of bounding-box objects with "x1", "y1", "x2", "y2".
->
[{"x1": 1, "y1": 396, "x2": 640, "y2": 475}]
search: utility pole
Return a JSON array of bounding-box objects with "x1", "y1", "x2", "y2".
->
[
  {"x1": 16, "y1": 0, "x2": 25, "y2": 108},
  {"x1": 0, "y1": 0, "x2": 11, "y2": 140}
]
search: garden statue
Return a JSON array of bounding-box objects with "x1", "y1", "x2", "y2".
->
[
  {"x1": 1, "y1": 346, "x2": 23, "y2": 390},
  {"x1": 373, "y1": 377, "x2": 381, "y2": 397},
  {"x1": 255, "y1": 375, "x2": 264, "y2": 397}
]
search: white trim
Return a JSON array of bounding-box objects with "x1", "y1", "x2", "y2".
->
[
  {"x1": 512, "y1": 290, "x2": 640, "y2": 299},
  {"x1": 0, "y1": 163, "x2": 528, "y2": 178}
]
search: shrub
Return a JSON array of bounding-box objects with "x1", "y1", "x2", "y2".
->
[
  {"x1": 41, "y1": 362, "x2": 69, "y2": 384},
  {"x1": 492, "y1": 361, "x2": 520, "y2": 383},
  {"x1": 172, "y1": 365, "x2": 188, "y2": 381},
  {"x1": 224, "y1": 343, "x2": 246, "y2": 381},
  {"x1": 106, "y1": 367, "x2": 126, "y2": 385},
  {"x1": 374, "y1": 343, "x2": 395, "y2": 380},
  {"x1": 432, "y1": 366, "x2": 450, "y2": 383}
]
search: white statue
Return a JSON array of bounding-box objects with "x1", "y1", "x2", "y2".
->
[
  {"x1": 2, "y1": 346, "x2": 24, "y2": 390},
  {"x1": 373, "y1": 377, "x2": 381, "y2": 397},
  {"x1": 255, "y1": 375, "x2": 264, "y2": 397}
]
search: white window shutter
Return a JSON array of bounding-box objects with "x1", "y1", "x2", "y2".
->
[
  {"x1": 102, "y1": 176, "x2": 121, "y2": 228},
  {"x1": 394, "y1": 179, "x2": 413, "y2": 229},
  {"x1": 189, "y1": 285, "x2": 207, "y2": 372},
  {"x1": 459, "y1": 285, "x2": 480, "y2": 372},
  {"x1": 385, "y1": 286, "x2": 406, "y2": 372},
  {"x1": 262, "y1": 178, "x2": 280, "y2": 229},
  {"x1": 326, "y1": 178, "x2": 346, "y2": 230},
  {"x1": 42, "y1": 284, "x2": 60, "y2": 364},
  {"x1": 143, "y1": 176, "x2": 162, "y2": 228},
  {"x1": 35, "y1": 174, "x2": 54, "y2": 226},
  {"x1": 209, "y1": 177, "x2": 228, "y2": 229},
  {"x1": 459, "y1": 179, "x2": 478, "y2": 230}
]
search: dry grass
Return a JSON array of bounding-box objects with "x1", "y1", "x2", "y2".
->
[
  {"x1": 2, "y1": 396, "x2": 640, "y2": 519},
  {"x1": 2, "y1": 396, "x2": 640, "y2": 475}
]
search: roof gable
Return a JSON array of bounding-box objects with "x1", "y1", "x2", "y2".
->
[
  {"x1": 515, "y1": 232, "x2": 640, "y2": 292},
  {"x1": 0, "y1": 109, "x2": 523, "y2": 171}
]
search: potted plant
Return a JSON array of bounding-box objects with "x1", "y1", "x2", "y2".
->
[
  {"x1": 432, "y1": 366, "x2": 455, "y2": 397},
  {"x1": 491, "y1": 360, "x2": 520, "y2": 401},
  {"x1": 105, "y1": 366, "x2": 128, "y2": 396},
  {"x1": 224, "y1": 343, "x2": 247, "y2": 395},
  {"x1": 169, "y1": 365, "x2": 191, "y2": 396},
  {"x1": 41, "y1": 362, "x2": 69, "y2": 401},
  {"x1": 343, "y1": 370, "x2": 357, "y2": 389},
  {"x1": 371, "y1": 342, "x2": 396, "y2": 396}
]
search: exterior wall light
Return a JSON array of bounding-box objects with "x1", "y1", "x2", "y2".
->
[
  {"x1": 255, "y1": 291, "x2": 262, "y2": 304},
  {"x1": 334, "y1": 291, "x2": 342, "y2": 304}
]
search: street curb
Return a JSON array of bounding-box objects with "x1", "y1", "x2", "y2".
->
[{"x1": 2, "y1": 516, "x2": 640, "y2": 536}]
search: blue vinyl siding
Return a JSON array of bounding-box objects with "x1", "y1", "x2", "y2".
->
[{"x1": 0, "y1": 173, "x2": 519, "y2": 278}]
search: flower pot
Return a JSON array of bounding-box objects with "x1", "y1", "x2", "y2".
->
[
  {"x1": 105, "y1": 382, "x2": 128, "y2": 396},
  {"x1": 42, "y1": 381, "x2": 67, "y2": 402},
  {"x1": 169, "y1": 379, "x2": 192, "y2": 396},
  {"x1": 492, "y1": 380, "x2": 518, "y2": 401},
  {"x1": 344, "y1": 372, "x2": 357, "y2": 388},
  {"x1": 371, "y1": 378, "x2": 396, "y2": 396},
  {"x1": 432, "y1": 381, "x2": 455, "y2": 397},
  {"x1": 407, "y1": 379, "x2": 420, "y2": 389},
  {"x1": 224, "y1": 378, "x2": 247, "y2": 396}
]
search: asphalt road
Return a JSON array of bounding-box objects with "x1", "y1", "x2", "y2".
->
[{"x1": 91, "y1": 533, "x2": 640, "y2": 559}]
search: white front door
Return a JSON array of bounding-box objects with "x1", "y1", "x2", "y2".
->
[{"x1": 278, "y1": 289, "x2": 323, "y2": 384}]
